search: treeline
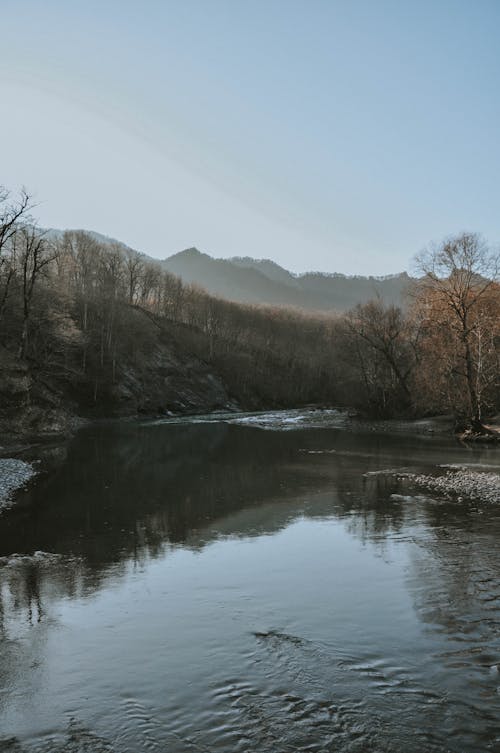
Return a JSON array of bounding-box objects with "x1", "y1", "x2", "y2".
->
[
  {"x1": 337, "y1": 234, "x2": 500, "y2": 425},
  {"x1": 0, "y1": 189, "x2": 339, "y2": 411},
  {"x1": 1, "y1": 187, "x2": 499, "y2": 423}
]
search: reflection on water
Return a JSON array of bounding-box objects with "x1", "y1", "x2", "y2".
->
[{"x1": 1, "y1": 415, "x2": 500, "y2": 752}]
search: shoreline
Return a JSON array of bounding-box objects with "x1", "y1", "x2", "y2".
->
[
  {"x1": 4, "y1": 405, "x2": 499, "y2": 455},
  {"x1": 0, "y1": 458, "x2": 38, "y2": 512},
  {"x1": 0, "y1": 408, "x2": 487, "y2": 457},
  {"x1": 402, "y1": 468, "x2": 500, "y2": 505},
  {"x1": 1, "y1": 408, "x2": 499, "y2": 514}
]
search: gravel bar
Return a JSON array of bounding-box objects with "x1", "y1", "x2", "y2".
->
[
  {"x1": 0, "y1": 458, "x2": 37, "y2": 511},
  {"x1": 409, "y1": 469, "x2": 500, "y2": 504}
]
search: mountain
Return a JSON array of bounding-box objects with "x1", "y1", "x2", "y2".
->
[
  {"x1": 230, "y1": 256, "x2": 300, "y2": 288},
  {"x1": 44, "y1": 230, "x2": 412, "y2": 311},
  {"x1": 162, "y1": 248, "x2": 412, "y2": 312},
  {"x1": 162, "y1": 248, "x2": 309, "y2": 307}
]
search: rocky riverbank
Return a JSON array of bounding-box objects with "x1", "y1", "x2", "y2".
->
[
  {"x1": 0, "y1": 458, "x2": 37, "y2": 511},
  {"x1": 405, "y1": 468, "x2": 500, "y2": 504}
]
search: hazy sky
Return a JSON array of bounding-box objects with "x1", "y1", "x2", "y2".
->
[{"x1": 1, "y1": 1, "x2": 499, "y2": 274}]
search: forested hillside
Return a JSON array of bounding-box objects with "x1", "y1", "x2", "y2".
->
[
  {"x1": 1, "y1": 188, "x2": 499, "y2": 439},
  {"x1": 45, "y1": 238, "x2": 411, "y2": 312},
  {"x1": 0, "y1": 190, "x2": 341, "y2": 438},
  {"x1": 163, "y1": 247, "x2": 411, "y2": 311}
]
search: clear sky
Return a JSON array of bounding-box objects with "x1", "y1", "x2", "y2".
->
[{"x1": 1, "y1": 0, "x2": 499, "y2": 274}]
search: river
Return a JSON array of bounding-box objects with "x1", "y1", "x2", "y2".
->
[{"x1": 1, "y1": 410, "x2": 500, "y2": 752}]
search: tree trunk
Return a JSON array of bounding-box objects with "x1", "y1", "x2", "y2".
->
[
  {"x1": 463, "y1": 333, "x2": 480, "y2": 422},
  {"x1": 18, "y1": 318, "x2": 28, "y2": 359}
]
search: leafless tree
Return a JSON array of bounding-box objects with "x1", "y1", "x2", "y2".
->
[
  {"x1": 340, "y1": 299, "x2": 416, "y2": 415},
  {"x1": 414, "y1": 232, "x2": 500, "y2": 424},
  {"x1": 0, "y1": 188, "x2": 33, "y2": 325},
  {"x1": 0, "y1": 186, "x2": 32, "y2": 257},
  {"x1": 124, "y1": 252, "x2": 145, "y2": 304},
  {"x1": 17, "y1": 227, "x2": 58, "y2": 359}
]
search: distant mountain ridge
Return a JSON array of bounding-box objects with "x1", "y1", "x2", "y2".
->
[
  {"x1": 44, "y1": 229, "x2": 412, "y2": 312},
  {"x1": 162, "y1": 247, "x2": 412, "y2": 312}
]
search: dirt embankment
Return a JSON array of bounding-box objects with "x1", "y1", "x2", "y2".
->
[{"x1": 0, "y1": 332, "x2": 238, "y2": 447}]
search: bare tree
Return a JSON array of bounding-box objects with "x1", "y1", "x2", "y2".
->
[
  {"x1": 341, "y1": 299, "x2": 416, "y2": 415},
  {"x1": 0, "y1": 242, "x2": 17, "y2": 322},
  {"x1": 414, "y1": 232, "x2": 500, "y2": 425},
  {"x1": 0, "y1": 188, "x2": 33, "y2": 324},
  {"x1": 139, "y1": 262, "x2": 162, "y2": 310},
  {"x1": 124, "y1": 252, "x2": 145, "y2": 304},
  {"x1": 0, "y1": 186, "x2": 32, "y2": 258},
  {"x1": 17, "y1": 227, "x2": 57, "y2": 359}
]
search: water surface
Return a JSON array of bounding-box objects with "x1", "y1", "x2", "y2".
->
[{"x1": 1, "y1": 411, "x2": 500, "y2": 752}]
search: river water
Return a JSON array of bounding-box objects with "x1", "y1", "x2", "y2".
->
[{"x1": 1, "y1": 410, "x2": 500, "y2": 752}]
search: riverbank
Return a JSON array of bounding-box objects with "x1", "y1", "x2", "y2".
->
[
  {"x1": 0, "y1": 338, "x2": 240, "y2": 453},
  {"x1": 0, "y1": 458, "x2": 37, "y2": 511},
  {"x1": 2, "y1": 407, "x2": 500, "y2": 517},
  {"x1": 457, "y1": 421, "x2": 500, "y2": 443},
  {"x1": 404, "y1": 468, "x2": 500, "y2": 504}
]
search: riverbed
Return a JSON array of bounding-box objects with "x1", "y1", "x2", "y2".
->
[{"x1": 1, "y1": 409, "x2": 500, "y2": 752}]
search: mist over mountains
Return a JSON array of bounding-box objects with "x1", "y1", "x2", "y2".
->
[
  {"x1": 164, "y1": 248, "x2": 411, "y2": 311},
  {"x1": 163, "y1": 248, "x2": 412, "y2": 311},
  {"x1": 46, "y1": 229, "x2": 412, "y2": 311}
]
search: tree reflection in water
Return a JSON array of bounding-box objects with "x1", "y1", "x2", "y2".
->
[{"x1": 1, "y1": 418, "x2": 500, "y2": 752}]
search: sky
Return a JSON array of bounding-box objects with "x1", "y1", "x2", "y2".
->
[{"x1": 1, "y1": 0, "x2": 499, "y2": 275}]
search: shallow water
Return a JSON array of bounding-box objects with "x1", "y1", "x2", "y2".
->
[{"x1": 1, "y1": 410, "x2": 500, "y2": 752}]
